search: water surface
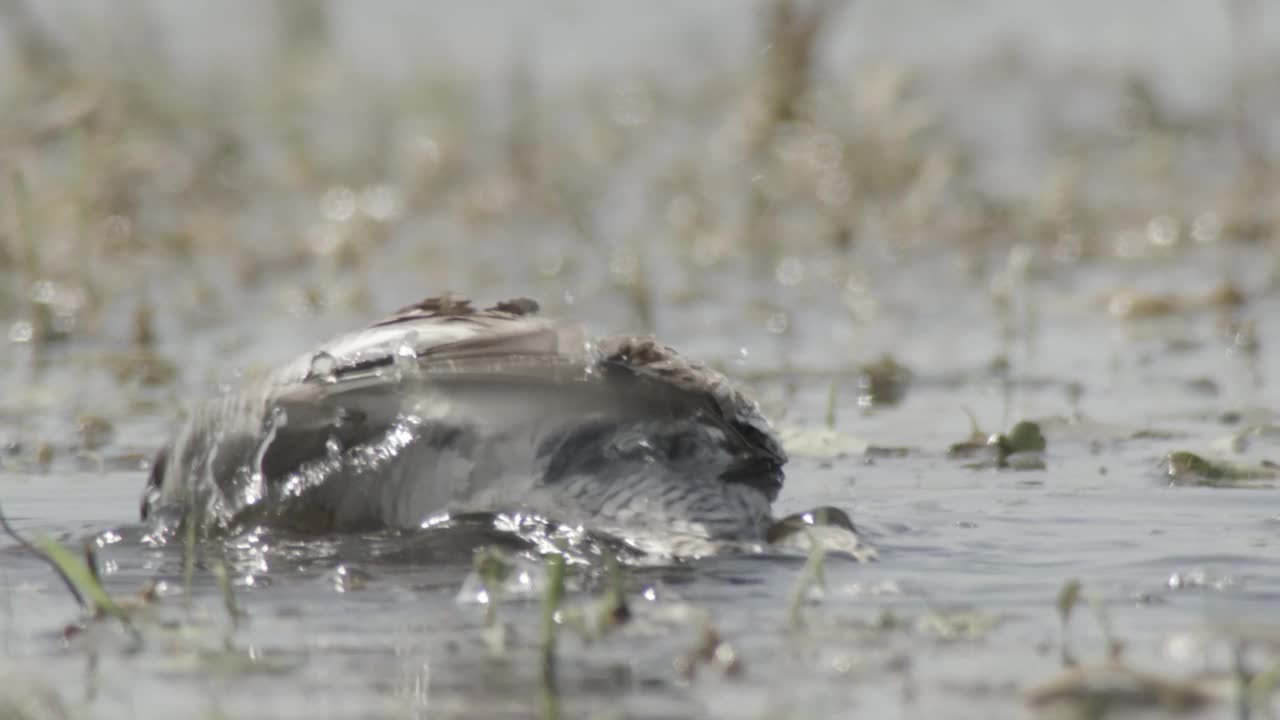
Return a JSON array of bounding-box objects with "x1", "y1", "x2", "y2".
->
[{"x1": 1, "y1": 3, "x2": 1278, "y2": 718}]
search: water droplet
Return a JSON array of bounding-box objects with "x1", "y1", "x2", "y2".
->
[
  {"x1": 30, "y1": 280, "x2": 56, "y2": 303},
  {"x1": 766, "y1": 312, "x2": 790, "y2": 334},
  {"x1": 359, "y1": 184, "x2": 402, "y2": 222},
  {"x1": 412, "y1": 136, "x2": 441, "y2": 167},
  {"x1": 246, "y1": 407, "x2": 288, "y2": 507},
  {"x1": 393, "y1": 332, "x2": 420, "y2": 380},
  {"x1": 332, "y1": 564, "x2": 372, "y2": 593},
  {"x1": 610, "y1": 247, "x2": 638, "y2": 280},
  {"x1": 320, "y1": 186, "x2": 356, "y2": 222},
  {"x1": 8, "y1": 320, "x2": 33, "y2": 343},
  {"x1": 775, "y1": 257, "x2": 804, "y2": 286},
  {"x1": 324, "y1": 436, "x2": 343, "y2": 461},
  {"x1": 1191, "y1": 212, "x2": 1221, "y2": 244},
  {"x1": 308, "y1": 352, "x2": 338, "y2": 383},
  {"x1": 1146, "y1": 215, "x2": 1180, "y2": 248}
]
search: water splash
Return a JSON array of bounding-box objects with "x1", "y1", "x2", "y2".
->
[
  {"x1": 307, "y1": 351, "x2": 338, "y2": 383},
  {"x1": 245, "y1": 406, "x2": 288, "y2": 509},
  {"x1": 393, "y1": 331, "x2": 420, "y2": 381},
  {"x1": 324, "y1": 435, "x2": 343, "y2": 462},
  {"x1": 193, "y1": 423, "x2": 229, "y2": 530}
]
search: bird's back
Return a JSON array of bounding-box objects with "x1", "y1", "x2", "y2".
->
[{"x1": 142, "y1": 297, "x2": 785, "y2": 542}]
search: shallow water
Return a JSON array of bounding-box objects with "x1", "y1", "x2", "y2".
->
[
  {"x1": 3, "y1": 242, "x2": 1276, "y2": 719},
  {"x1": 2, "y1": 2, "x2": 1280, "y2": 719}
]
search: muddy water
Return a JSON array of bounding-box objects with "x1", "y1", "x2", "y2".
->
[{"x1": 2, "y1": 3, "x2": 1280, "y2": 719}]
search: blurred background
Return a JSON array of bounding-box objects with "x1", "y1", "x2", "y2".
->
[{"x1": 1, "y1": 1, "x2": 1275, "y2": 454}]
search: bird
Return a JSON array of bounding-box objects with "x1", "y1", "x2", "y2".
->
[{"x1": 140, "y1": 296, "x2": 788, "y2": 549}]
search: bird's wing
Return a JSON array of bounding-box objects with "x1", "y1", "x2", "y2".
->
[
  {"x1": 594, "y1": 335, "x2": 787, "y2": 465},
  {"x1": 258, "y1": 298, "x2": 712, "y2": 478}
]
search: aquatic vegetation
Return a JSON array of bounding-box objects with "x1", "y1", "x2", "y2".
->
[
  {"x1": 74, "y1": 415, "x2": 115, "y2": 452},
  {"x1": 674, "y1": 625, "x2": 743, "y2": 681},
  {"x1": 1029, "y1": 579, "x2": 1280, "y2": 718},
  {"x1": 32, "y1": 537, "x2": 126, "y2": 622},
  {"x1": 540, "y1": 552, "x2": 567, "y2": 673},
  {"x1": 329, "y1": 563, "x2": 371, "y2": 593},
  {"x1": 855, "y1": 355, "x2": 913, "y2": 408},
  {"x1": 469, "y1": 546, "x2": 519, "y2": 626},
  {"x1": 1026, "y1": 663, "x2": 1212, "y2": 718},
  {"x1": 912, "y1": 608, "x2": 1002, "y2": 643},
  {"x1": 948, "y1": 419, "x2": 1048, "y2": 470},
  {"x1": 1103, "y1": 281, "x2": 1249, "y2": 320},
  {"x1": 0, "y1": 503, "x2": 119, "y2": 621},
  {"x1": 1002, "y1": 421, "x2": 1048, "y2": 455},
  {"x1": 786, "y1": 529, "x2": 828, "y2": 629},
  {"x1": 1162, "y1": 451, "x2": 1279, "y2": 488},
  {"x1": 1056, "y1": 579, "x2": 1083, "y2": 667},
  {"x1": 596, "y1": 553, "x2": 631, "y2": 630},
  {"x1": 209, "y1": 560, "x2": 246, "y2": 626}
]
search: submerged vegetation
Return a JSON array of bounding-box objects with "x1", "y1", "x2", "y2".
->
[
  {"x1": 0, "y1": 0, "x2": 1278, "y2": 718},
  {"x1": 1027, "y1": 579, "x2": 1280, "y2": 719}
]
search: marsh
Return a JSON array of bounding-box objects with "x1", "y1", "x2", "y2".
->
[{"x1": 0, "y1": 2, "x2": 1278, "y2": 718}]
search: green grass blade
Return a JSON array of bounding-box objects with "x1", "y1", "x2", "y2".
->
[{"x1": 34, "y1": 536, "x2": 125, "y2": 618}]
